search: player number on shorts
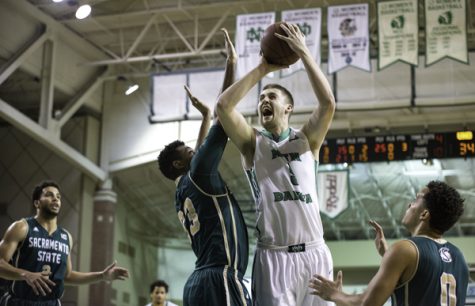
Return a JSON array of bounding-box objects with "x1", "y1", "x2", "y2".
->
[
  {"x1": 440, "y1": 272, "x2": 456, "y2": 306},
  {"x1": 178, "y1": 198, "x2": 200, "y2": 237}
]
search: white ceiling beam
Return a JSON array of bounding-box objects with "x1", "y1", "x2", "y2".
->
[
  {"x1": 61, "y1": 0, "x2": 263, "y2": 24},
  {"x1": 0, "y1": 28, "x2": 49, "y2": 86},
  {"x1": 83, "y1": 48, "x2": 223, "y2": 66},
  {"x1": 3, "y1": 0, "x2": 107, "y2": 99},
  {"x1": 88, "y1": 18, "x2": 122, "y2": 60},
  {"x1": 0, "y1": 98, "x2": 107, "y2": 182},
  {"x1": 56, "y1": 67, "x2": 108, "y2": 128},
  {"x1": 39, "y1": 40, "x2": 56, "y2": 130},
  {"x1": 164, "y1": 15, "x2": 195, "y2": 52},
  {"x1": 109, "y1": 150, "x2": 161, "y2": 173},
  {"x1": 5, "y1": 0, "x2": 105, "y2": 58},
  {"x1": 125, "y1": 13, "x2": 157, "y2": 59},
  {"x1": 197, "y1": 10, "x2": 230, "y2": 52},
  {"x1": 194, "y1": 15, "x2": 199, "y2": 49}
]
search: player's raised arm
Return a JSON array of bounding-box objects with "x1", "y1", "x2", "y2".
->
[
  {"x1": 277, "y1": 23, "x2": 335, "y2": 158},
  {"x1": 220, "y1": 29, "x2": 237, "y2": 95},
  {"x1": 369, "y1": 220, "x2": 388, "y2": 257},
  {"x1": 217, "y1": 57, "x2": 283, "y2": 161},
  {"x1": 212, "y1": 28, "x2": 237, "y2": 126},
  {"x1": 184, "y1": 85, "x2": 211, "y2": 151}
]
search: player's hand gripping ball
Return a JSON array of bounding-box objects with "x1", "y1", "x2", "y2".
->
[{"x1": 260, "y1": 22, "x2": 300, "y2": 66}]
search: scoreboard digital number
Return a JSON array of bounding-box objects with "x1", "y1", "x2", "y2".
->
[{"x1": 319, "y1": 131, "x2": 475, "y2": 164}]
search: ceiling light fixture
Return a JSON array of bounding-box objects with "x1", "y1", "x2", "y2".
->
[
  {"x1": 125, "y1": 84, "x2": 139, "y2": 96},
  {"x1": 52, "y1": 0, "x2": 64, "y2": 3},
  {"x1": 75, "y1": 4, "x2": 91, "y2": 19},
  {"x1": 118, "y1": 76, "x2": 140, "y2": 96}
]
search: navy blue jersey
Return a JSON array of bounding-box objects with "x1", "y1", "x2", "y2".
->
[
  {"x1": 175, "y1": 124, "x2": 249, "y2": 274},
  {"x1": 392, "y1": 236, "x2": 469, "y2": 306},
  {"x1": 9, "y1": 217, "x2": 70, "y2": 301}
]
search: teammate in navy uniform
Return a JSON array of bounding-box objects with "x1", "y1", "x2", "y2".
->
[
  {"x1": 157, "y1": 29, "x2": 251, "y2": 306},
  {"x1": 0, "y1": 180, "x2": 129, "y2": 306},
  {"x1": 310, "y1": 180, "x2": 469, "y2": 306}
]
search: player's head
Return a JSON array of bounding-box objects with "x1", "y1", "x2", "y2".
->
[
  {"x1": 149, "y1": 279, "x2": 169, "y2": 304},
  {"x1": 402, "y1": 180, "x2": 464, "y2": 234},
  {"x1": 157, "y1": 140, "x2": 194, "y2": 180},
  {"x1": 258, "y1": 83, "x2": 294, "y2": 129},
  {"x1": 423, "y1": 180, "x2": 464, "y2": 233},
  {"x1": 32, "y1": 180, "x2": 61, "y2": 217}
]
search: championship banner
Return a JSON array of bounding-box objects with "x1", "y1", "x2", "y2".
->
[
  {"x1": 236, "y1": 12, "x2": 275, "y2": 79},
  {"x1": 327, "y1": 4, "x2": 370, "y2": 73},
  {"x1": 378, "y1": 0, "x2": 418, "y2": 70},
  {"x1": 281, "y1": 8, "x2": 322, "y2": 77},
  {"x1": 425, "y1": 0, "x2": 468, "y2": 65},
  {"x1": 317, "y1": 171, "x2": 349, "y2": 219}
]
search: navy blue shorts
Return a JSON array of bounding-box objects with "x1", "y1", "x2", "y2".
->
[
  {"x1": 0, "y1": 293, "x2": 59, "y2": 306},
  {"x1": 183, "y1": 266, "x2": 251, "y2": 306}
]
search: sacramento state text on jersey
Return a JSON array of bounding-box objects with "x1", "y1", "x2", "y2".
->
[{"x1": 28, "y1": 236, "x2": 70, "y2": 264}]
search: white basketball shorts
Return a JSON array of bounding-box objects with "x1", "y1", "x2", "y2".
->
[{"x1": 252, "y1": 241, "x2": 335, "y2": 306}]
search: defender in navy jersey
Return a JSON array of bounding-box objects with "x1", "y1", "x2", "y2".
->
[
  {"x1": 310, "y1": 180, "x2": 469, "y2": 306},
  {"x1": 0, "y1": 181, "x2": 129, "y2": 306},
  {"x1": 157, "y1": 29, "x2": 251, "y2": 306}
]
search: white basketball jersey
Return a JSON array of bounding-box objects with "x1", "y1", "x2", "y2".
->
[{"x1": 245, "y1": 128, "x2": 324, "y2": 246}]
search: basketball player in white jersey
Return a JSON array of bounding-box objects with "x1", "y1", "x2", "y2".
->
[{"x1": 216, "y1": 23, "x2": 336, "y2": 306}]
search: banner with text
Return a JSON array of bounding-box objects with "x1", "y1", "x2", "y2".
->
[
  {"x1": 236, "y1": 12, "x2": 275, "y2": 79},
  {"x1": 378, "y1": 0, "x2": 418, "y2": 70},
  {"x1": 317, "y1": 171, "x2": 349, "y2": 219},
  {"x1": 281, "y1": 8, "x2": 322, "y2": 77},
  {"x1": 425, "y1": 0, "x2": 468, "y2": 65},
  {"x1": 327, "y1": 4, "x2": 370, "y2": 73}
]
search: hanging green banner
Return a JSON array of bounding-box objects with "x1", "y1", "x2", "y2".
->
[
  {"x1": 378, "y1": 0, "x2": 418, "y2": 70},
  {"x1": 425, "y1": 0, "x2": 468, "y2": 65}
]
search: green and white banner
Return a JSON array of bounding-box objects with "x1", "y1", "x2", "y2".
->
[
  {"x1": 378, "y1": 0, "x2": 418, "y2": 70},
  {"x1": 235, "y1": 12, "x2": 275, "y2": 78},
  {"x1": 327, "y1": 4, "x2": 370, "y2": 74},
  {"x1": 281, "y1": 8, "x2": 322, "y2": 77},
  {"x1": 317, "y1": 171, "x2": 349, "y2": 219},
  {"x1": 425, "y1": 0, "x2": 468, "y2": 65}
]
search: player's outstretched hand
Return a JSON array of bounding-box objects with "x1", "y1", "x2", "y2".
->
[
  {"x1": 221, "y1": 28, "x2": 237, "y2": 64},
  {"x1": 309, "y1": 270, "x2": 343, "y2": 301},
  {"x1": 22, "y1": 270, "x2": 56, "y2": 296},
  {"x1": 369, "y1": 220, "x2": 388, "y2": 257},
  {"x1": 184, "y1": 85, "x2": 211, "y2": 118},
  {"x1": 275, "y1": 22, "x2": 307, "y2": 56},
  {"x1": 102, "y1": 260, "x2": 129, "y2": 282}
]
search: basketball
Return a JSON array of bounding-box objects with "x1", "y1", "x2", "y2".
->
[{"x1": 260, "y1": 22, "x2": 300, "y2": 66}]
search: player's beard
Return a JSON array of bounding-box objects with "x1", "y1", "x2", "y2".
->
[{"x1": 42, "y1": 206, "x2": 59, "y2": 218}]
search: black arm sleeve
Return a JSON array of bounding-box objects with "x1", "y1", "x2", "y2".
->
[{"x1": 189, "y1": 124, "x2": 228, "y2": 194}]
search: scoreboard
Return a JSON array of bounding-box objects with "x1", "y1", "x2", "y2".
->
[{"x1": 319, "y1": 131, "x2": 475, "y2": 164}]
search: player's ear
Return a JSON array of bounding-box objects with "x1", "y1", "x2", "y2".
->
[
  {"x1": 33, "y1": 200, "x2": 39, "y2": 209},
  {"x1": 172, "y1": 160, "x2": 185, "y2": 169},
  {"x1": 285, "y1": 103, "x2": 293, "y2": 114},
  {"x1": 420, "y1": 209, "x2": 430, "y2": 220}
]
